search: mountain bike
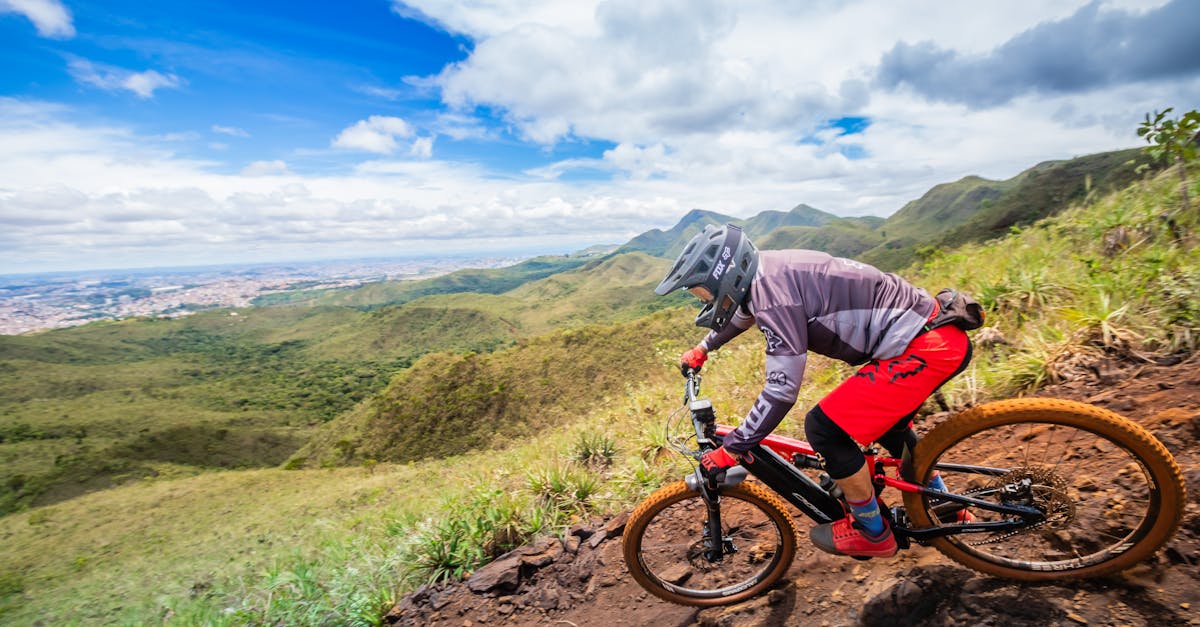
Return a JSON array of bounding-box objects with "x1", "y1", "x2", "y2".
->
[{"x1": 621, "y1": 371, "x2": 1186, "y2": 607}]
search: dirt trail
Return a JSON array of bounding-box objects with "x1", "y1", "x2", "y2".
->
[{"x1": 387, "y1": 358, "x2": 1200, "y2": 627}]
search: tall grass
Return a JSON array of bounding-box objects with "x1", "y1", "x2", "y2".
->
[{"x1": 917, "y1": 163, "x2": 1198, "y2": 401}]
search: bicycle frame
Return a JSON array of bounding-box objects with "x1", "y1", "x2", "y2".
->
[{"x1": 681, "y1": 372, "x2": 1045, "y2": 551}]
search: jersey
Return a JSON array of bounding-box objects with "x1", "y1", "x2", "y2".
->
[{"x1": 701, "y1": 250, "x2": 935, "y2": 455}]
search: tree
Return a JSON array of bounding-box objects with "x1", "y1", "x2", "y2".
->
[{"x1": 1137, "y1": 107, "x2": 1200, "y2": 214}]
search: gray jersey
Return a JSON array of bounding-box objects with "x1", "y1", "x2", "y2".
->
[{"x1": 701, "y1": 250, "x2": 935, "y2": 454}]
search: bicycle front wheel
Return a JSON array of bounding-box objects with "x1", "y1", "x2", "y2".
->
[
  {"x1": 903, "y1": 398, "x2": 1186, "y2": 581},
  {"x1": 622, "y1": 480, "x2": 798, "y2": 606}
]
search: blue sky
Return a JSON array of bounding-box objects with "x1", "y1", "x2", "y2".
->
[{"x1": 1, "y1": 0, "x2": 1198, "y2": 272}]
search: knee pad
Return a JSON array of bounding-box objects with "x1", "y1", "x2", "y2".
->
[{"x1": 804, "y1": 405, "x2": 865, "y2": 480}]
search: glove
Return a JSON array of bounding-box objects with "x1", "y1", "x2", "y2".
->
[
  {"x1": 679, "y1": 345, "x2": 708, "y2": 376},
  {"x1": 699, "y1": 446, "x2": 739, "y2": 482}
]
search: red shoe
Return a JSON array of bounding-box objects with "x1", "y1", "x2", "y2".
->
[{"x1": 809, "y1": 515, "x2": 898, "y2": 558}]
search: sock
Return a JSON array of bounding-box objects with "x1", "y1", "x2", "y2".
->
[
  {"x1": 928, "y1": 474, "x2": 947, "y2": 492},
  {"x1": 847, "y1": 496, "x2": 886, "y2": 536}
]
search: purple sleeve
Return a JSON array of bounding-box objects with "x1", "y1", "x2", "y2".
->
[
  {"x1": 721, "y1": 307, "x2": 808, "y2": 455},
  {"x1": 700, "y1": 306, "x2": 755, "y2": 352},
  {"x1": 721, "y1": 353, "x2": 807, "y2": 455}
]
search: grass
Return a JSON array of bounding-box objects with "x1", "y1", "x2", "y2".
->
[
  {"x1": 915, "y1": 161, "x2": 1198, "y2": 401},
  {"x1": 0, "y1": 162, "x2": 1194, "y2": 625}
]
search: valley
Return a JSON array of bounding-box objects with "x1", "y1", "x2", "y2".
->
[{"x1": 0, "y1": 148, "x2": 1195, "y2": 625}]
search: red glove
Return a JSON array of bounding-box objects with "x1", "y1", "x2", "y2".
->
[
  {"x1": 699, "y1": 446, "x2": 739, "y2": 481},
  {"x1": 679, "y1": 345, "x2": 708, "y2": 376}
]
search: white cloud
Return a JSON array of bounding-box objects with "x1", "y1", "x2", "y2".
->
[
  {"x1": 331, "y1": 115, "x2": 415, "y2": 154},
  {"x1": 5, "y1": 0, "x2": 1200, "y2": 272},
  {"x1": 410, "y1": 136, "x2": 434, "y2": 159},
  {"x1": 241, "y1": 160, "x2": 291, "y2": 176},
  {"x1": 212, "y1": 125, "x2": 250, "y2": 138},
  {"x1": 0, "y1": 0, "x2": 73, "y2": 38},
  {"x1": 67, "y1": 58, "x2": 183, "y2": 99}
]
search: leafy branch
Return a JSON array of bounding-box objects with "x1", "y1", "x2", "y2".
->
[{"x1": 1138, "y1": 107, "x2": 1199, "y2": 214}]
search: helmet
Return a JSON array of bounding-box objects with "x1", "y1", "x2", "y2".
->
[{"x1": 654, "y1": 223, "x2": 759, "y2": 331}]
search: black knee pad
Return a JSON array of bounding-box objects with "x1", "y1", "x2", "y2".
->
[{"x1": 804, "y1": 405, "x2": 865, "y2": 480}]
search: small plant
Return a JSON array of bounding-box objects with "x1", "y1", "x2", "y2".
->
[
  {"x1": 572, "y1": 431, "x2": 616, "y2": 468},
  {"x1": 1062, "y1": 291, "x2": 1144, "y2": 355},
  {"x1": 526, "y1": 464, "x2": 598, "y2": 514}
]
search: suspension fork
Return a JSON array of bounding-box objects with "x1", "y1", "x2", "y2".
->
[{"x1": 698, "y1": 479, "x2": 726, "y2": 561}]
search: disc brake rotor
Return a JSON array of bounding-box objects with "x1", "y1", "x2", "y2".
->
[{"x1": 990, "y1": 465, "x2": 1075, "y2": 530}]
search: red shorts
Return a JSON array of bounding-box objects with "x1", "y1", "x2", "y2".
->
[{"x1": 818, "y1": 324, "x2": 971, "y2": 445}]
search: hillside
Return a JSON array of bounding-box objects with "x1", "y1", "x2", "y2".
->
[
  {"x1": 755, "y1": 217, "x2": 885, "y2": 258},
  {"x1": 619, "y1": 148, "x2": 1156, "y2": 273},
  {"x1": 859, "y1": 147, "x2": 1152, "y2": 269},
  {"x1": 0, "y1": 250, "x2": 688, "y2": 513},
  {"x1": 291, "y1": 308, "x2": 694, "y2": 466},
  {"x1": 616, "y1": 204, "x2": 840, "y2": 258},
  {"x1": 0, "y1": 147, "x2": 1193, "y2": 625}
]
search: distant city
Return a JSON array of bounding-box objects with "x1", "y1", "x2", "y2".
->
[{"x1": 0, "y1": 256, "x2": 530, "y2": 335}]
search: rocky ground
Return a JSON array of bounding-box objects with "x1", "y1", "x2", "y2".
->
[{"x1": 385, "y1": 356, "x2": 1200, "y2": 627}]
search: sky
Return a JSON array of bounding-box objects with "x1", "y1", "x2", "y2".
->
[{"x1": 1, "y1": 0, "x2": 1198, "y2": 274}]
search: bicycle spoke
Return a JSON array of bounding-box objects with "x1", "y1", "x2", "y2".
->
[{"x1": 926, "y1": 420, "x2": 1158, "y2": 570}]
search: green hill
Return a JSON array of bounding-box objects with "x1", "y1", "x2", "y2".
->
[
  {"x1": 614, "y1": 208, "x2": 735, "y2": 257},
  {"x1": 292, "y1": 308, "x2": 695, "y2": 467},
  {"x1": 756, "y1": 217, "x2": 885, "y2": 258},
  {"x1": 612, "y1": 148, "x2": 1155, "y2": 272},
  {"x1": 859, "y1": 148, "x2": 1152, "y2": 269},
  {"x1": 616, "y1": 204, "x2": 842, "y2": 258}
]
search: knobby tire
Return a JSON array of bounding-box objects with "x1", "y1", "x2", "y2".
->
[
  {"x1": 902, "y1": 397, "x2": 1185, "y2": 581},
  {"x1": 622, "y1": 480, "x2": 799, "y2": 606}
]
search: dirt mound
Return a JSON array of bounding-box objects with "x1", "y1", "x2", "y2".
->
[{"x1": 386, "y1": 358, "x2": 1200, "y2": 626}]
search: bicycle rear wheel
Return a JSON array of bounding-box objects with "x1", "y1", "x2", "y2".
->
[
  {"x1": 903, "y1": 398, "x2": 1185, "y2": 581},
  {"x1": 623, "y1": 480, "x2": 798, "y2": 606}
]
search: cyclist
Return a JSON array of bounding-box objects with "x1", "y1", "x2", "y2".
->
[{"x1": 654, "y1": 223, "x2": 973, "y2": 558}]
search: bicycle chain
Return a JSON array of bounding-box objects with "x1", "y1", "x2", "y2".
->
[{"x1": 963, "y1": 466, "x2": 1074, "y2": 547}]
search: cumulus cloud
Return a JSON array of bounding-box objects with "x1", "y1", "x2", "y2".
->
[
  {"x1": 876, "y1": 0, "x2": 1200, "y2": 107},
  {"x1": 428, "y1": 0, "x2": 849, "y2": 145},
  {"x1": 68, "y1": 58, "x2": 184, "y2": 99},
  {"x1": 6, "y1": 1, "x2": 1200, "y2": 271},
  {"x1": 332, "y1": 115, "x2": 415, "y2": 154},
  {"x1": 0, "y1": 0, "x2": 73, "y2": 38}
]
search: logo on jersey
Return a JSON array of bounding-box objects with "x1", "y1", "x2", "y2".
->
[
  {"x1": 766, "y1": 371, "x2": 789, "y2": 387},
  {"x1": 761, "y1": 326, "x2": 783, "y2": 353}
]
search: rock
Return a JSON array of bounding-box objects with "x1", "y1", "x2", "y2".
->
[
  {"x1": 658, "y1": 564, "x2": 691, "y2": 585},
  {"x1": 603, "y1": 512, "x2": 630, "y2": 536},
  {"x1": 466, "y1": 553, "x2": 523, "y2": 594},
  {"x1": 519, "y1": 539, "x2": 563, "y2": 568},
  {"x1": 528, "y1": 585, "x2": 562, "y2": 610},
  {"x1": 564, "y1": 535, "x2": 581, "y2": 554},
  {"x1": 569, "y1": 523, "x2": 595, "y2": 540}
]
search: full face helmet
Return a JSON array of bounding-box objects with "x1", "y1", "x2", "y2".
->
[{"x1": 654, "y1": 223, "x2": 759, "y2": 331}]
